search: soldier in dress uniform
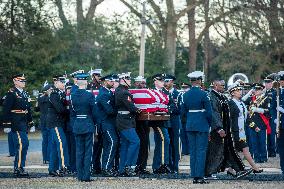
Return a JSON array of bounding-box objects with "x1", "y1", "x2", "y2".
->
[
  {"x1": 87, "y1": 69, "x2": 103, "y2": 174},
  {"x1": 47, "y1": 75, "x2": 69, "y2": 177},
  {"x1": 181, "y1": 71, "x2": 211, "y2": 184},
  {"x1": 150, "y1": 73, "x2": 171, "y2": 174},
  {"x1": 87, "y1": 68, "x2": 102, "y2": 90},
  {"x1": 115, "y1": 73, "x2": 141, "y2": 176},
  {"x1": 164, "y1": 74, "x2": 181, "y2": 173},
  {"x1": 70, "y1": 73, "x2": 96, "y2": 182},
  {"x1": 96, "y1": 74, "x2": 118, "y2": 176},
  {"x1": 34, "y1": 84, "x2": 53, "y2": 164},
  {"x1": 246, "y1": 83, "x2": 270, "y2": 163},
  {"x1": 133, "y1": 76, "x2": 150, "y2": 175},
  {"x1": 2, "y1": 74, "x2": 33, "y2": 176},
  {"x1": 65, "y1": 81, "x2": 76, "y2": 173},
  {"x1": 271, "y1": 71, "x2": 284, "y2": 175},
  {"x1": 179, "y1": 82, "x2": 190, "y2": 156},
  {"x1": 264, "y1": 75, "x2": 277, "y2": 157}
]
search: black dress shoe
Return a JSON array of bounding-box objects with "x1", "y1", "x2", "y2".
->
[
  {"x1": 58, "y1": 167, "x2": 67, "y2": 177},
  {"x1": 49, "y1": 171, "x2": 59, "y2": 177},
  {"x1": 226, "y1": 170, "x2": 235, "y2": 177},
  {"x1": 236, "y1": 169, "x2": 253, "y2": 179},
  {"x1": 253, "y1": 169, "x2": 263, "y2": 173},
  {"x1": 193, "y1": 178, "x2": 209, "y2": 184},
  {"x1": 102, "y1": 169, "x2": 116, "y2": 177},
  {"x1": 91, "y1": 169, "x2": 102, "y2": 175},
  {"x1": 268, "y1": 154, "x2": 276, "y2": 157},
  {"x1": 125, "y1": 167, "x2": 137, "y2": 177},
  {"x1": 163, "y1": 165, "x2": 172, "y2": 174},
  {"x1": 15, "y1": 167, "x2": 29, "y2": 177}
]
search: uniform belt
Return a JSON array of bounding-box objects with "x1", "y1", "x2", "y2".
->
[
  {"x1": 76, "y1": 115, "x2": 87, "y2": 118},
  {"x1": 11, "y1": 110, "x2": 28, "y2": 114},
  {"x1": 118, "y1": 111, "x2": 130, "y2": 115},
  {"x1": 188, "y1": 109, "x2": 205, "y2": 113}
]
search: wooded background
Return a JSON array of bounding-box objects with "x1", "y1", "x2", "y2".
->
[{"x1": 0, "y1": 0, "x2": 283, "y2": 95}]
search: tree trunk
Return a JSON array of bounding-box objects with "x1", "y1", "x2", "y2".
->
[
  {"x1": 165, "y1": 21, "x2": 177, "y2": 74},
  {"x1": 265, "y1": 0, "x2": 283, "y2": 63},
  {"x1": 203, "y1": 0, "x2": 210, "y2": 80},
  {"x1": 187, "y1": 0, "x2": 197, "y2": 72}
]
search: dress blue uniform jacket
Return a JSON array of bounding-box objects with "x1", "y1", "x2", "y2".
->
[
  {"x1": 96, "y1": 87, "x2": 117, "y2": 127},
  {"x1": 35, "y1": 94, "x2": 49, "y2": 129},
  {"x1": 181, "y1": 86, "x2": 212, "y2": 132},
  {"x1": 271, "y1": 88, "x2": 284, "y2": 129},
  {"x1": 46, "y1": 89, "x2": 68, "y2": 128},
  {"x1": 70, "y1": 89, "x2": 96, "y2": 134},
  {"x1": 2, "y1": 87, "x2": 33, "y2": 132}
]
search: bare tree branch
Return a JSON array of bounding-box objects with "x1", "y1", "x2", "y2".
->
[
  {"x1": 86, "y1": 0, "x2": 105, "y2": 21},
  {"x1": 147, "y1": 0, "x2": 166, "y2": 26},
  {"x1": 197, "y1": 6, "x2": 241, "y2": 43},
  {"x1": 174, "y1": 0, "x2": 202, "y2": 22},
  {"x1": 76, "y1": 0, "x2": 84, "y2": 25},
  {"x1": 54, "y1": 0, "x2": 69, "y2": 28},
  {"x1": 120, "y1": 0, "x2": 157, "y2": 34}
]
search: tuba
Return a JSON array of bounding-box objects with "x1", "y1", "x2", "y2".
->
[{"x1": 227, "y1": 73, "x2": 249, "y2": 88}]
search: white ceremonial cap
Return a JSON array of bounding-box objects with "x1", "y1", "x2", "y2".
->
[
  {"x1": 134, "y1": 75, "x2": 146, "y2": 82},
  {"x1": 187, "y1": 71, "x2": 204, "y2": 80}
]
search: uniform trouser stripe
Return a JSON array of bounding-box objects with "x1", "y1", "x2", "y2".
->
[
  {"x1": 156, "y1": 127, "x2": 165, "y2": 164},
  {"x1": 16, "y1": 132, "x2": 22, "y2": 168},
  {"x1": 105, "y1": 131, "x2": 114, "y2": 170},
  {"x1": 55, "y1": 127, "x2": 65, "y2": 168}
]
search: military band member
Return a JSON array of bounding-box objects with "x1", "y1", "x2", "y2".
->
[
  {"x1": 47, "y1": 75, "x2": 69, "y2": 177},
  {"x1": 133, "y1": 76, "x2": 150, "y2": 174},
  {"x1": 115, "y1": 73, "x2": 141, "y2": 176},
  {"x1": 2, "y1": 74, "x2": 33, "y2": 176},
  {"x1": 70, "y1": 73, "x2": 96, "y2": 182},
  {"x1": 227, "y1": 83, "x2": 262, "y2": 175},
  {"x1": 271, "y1": 71, "x2": 284, "y2": 175},
  {"x1": 247, "y1": 83, "x2": 270, "y2": 163},
  {"x1": 96, "y1": 74, "x2": 118, "y2": 176},
  {"x1": 164, "y1": 74, "x2": 181, "y2": 173},
  {"x1": 181, "y1": 71, "x2": 211, "y2": 184}
]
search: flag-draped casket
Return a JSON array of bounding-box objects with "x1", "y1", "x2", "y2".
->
[{"x1": 68, "y1": 89, "x2": 170, "y2": 120}]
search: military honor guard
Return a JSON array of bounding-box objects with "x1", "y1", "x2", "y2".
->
[
  {"x1": 96, "y1": 74, "x2": 118, "y2": 176},
  {"x1": 264, "y1": 75, "x2": 277, "y2": 157},
  {"x1": 87, "y1": 68, "x2": 102, "y2": 90},
  {"x1": 34, "y1": 84, "x2": 53, "y2": 164},
  {"x1": 70, "y1": 73, "x2": 96, "y2": 182},
  {"x1": 179, "y1": 82, "x2": 190, "y2": 156},
  {"x1": 164, "y1": 74, "x2": 181, "y2": 173},
  {"x1": 133, "y1": 76, "x2": 150, "y2": 175},
  {"x1": 115, "y1": 73, "x2": 141, "y2": 176},
  {"x1": 181, "y1": 71, "x2": 212, "y2": 184},
  {"x1": 271, "y1": 71, "x2": 284, "y2": 175},
  {"x1": 2, "y1": 74, "x2": 33, "y2": 176},
  {"x1": 47, "y1": 75, "x2": 69, "y2": 177},
  {"x1": 150, "y1": 74, "x2": 171, "y2": 174}
]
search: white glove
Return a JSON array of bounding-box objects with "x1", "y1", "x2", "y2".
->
[
  {"x1": 29, "y1": 126, "x2": 36, "y2": 133},
  {"x1": 274, "y1": 119, "x2": 278, "y2": 124},
  {"x1": 277, "y1": 106, "x2": 284, "y2": 114},
  {"x1": 241, "y1": 89, "x2": 254, "y2": 101},
  {"x1": 4, "y1": 128, "x2": 11, "y2": 133},
  {"x1": 251, "y1": 107, "x2": 265, "y2": 114}
]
